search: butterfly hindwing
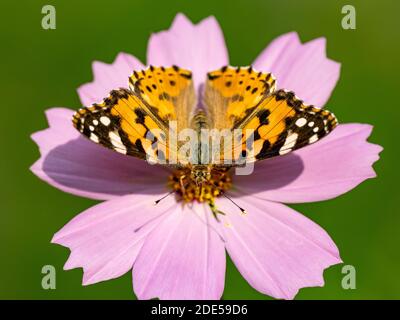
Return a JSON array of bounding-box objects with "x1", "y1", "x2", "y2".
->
[
  {"x1": 204, "y1": 66, "x2": 276, "y2": 130},
  {"x1": 129, "y1": 65, "x2": 195, "y2": 133}
]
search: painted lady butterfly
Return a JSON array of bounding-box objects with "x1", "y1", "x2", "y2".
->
[{"x1": 73, "y1": 65, "x2": 338, "y2": 216}]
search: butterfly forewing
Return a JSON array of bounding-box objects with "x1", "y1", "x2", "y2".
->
[
  {"x1": 73, "y1": 88, "x2": 165, "y2": 161},
  {"x1": 229, "y1": 89, "x2": 338, "y2": 163}
]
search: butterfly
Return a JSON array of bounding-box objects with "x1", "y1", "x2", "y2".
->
[{"x1": 73, "y1": 65, "x2": 337, "y2": 216}]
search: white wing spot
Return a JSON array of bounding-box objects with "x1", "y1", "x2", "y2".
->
[
  {"x1": 313, "y1": 127, "x2": 319, "y2": 133},
  {"x1": 279, "y1": 132, "x2": 298, "y2": 155},
  {"x1": 309, "y1": 134, "x2": 318, "y2": 144},
  {"x1": 89, "y1": 125, "x2": 95, "y2": 131},
  {"x1": 90, "y1": 133, "x2": 99, "y2": 143},
  {"x1": 308, "y1": 121, "x2": 315, "y2": 127},
  {"x1": 93, "y1": 120, "x2": 99, "y2": 126},
  {"x1": 109, "y1": 131, "x2": 127, "y2": 154},
  {"x1": 100, "y1": 116, "x2": 111, "y2": 126},
  {"x1": 279, "y1": 148, "x2": 292, "y2": 155},
  {"x1": 295, "y1": 118, "x2": 307, "y2": 127}
]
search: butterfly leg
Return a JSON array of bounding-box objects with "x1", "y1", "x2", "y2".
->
[
  {"x1": 208, "y1": 200, "x2": 226, "y2": 222},
  {"x1": 179, "y1": 175, "x2": 187, "y2": 193}
]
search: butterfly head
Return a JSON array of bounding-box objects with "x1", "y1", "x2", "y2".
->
[
  {"x1": 167, "y1": 165, "x2": 232, "y2": 203},
  {"x1": 190, "y1": 165, "x2": 211, "y2": 185}
]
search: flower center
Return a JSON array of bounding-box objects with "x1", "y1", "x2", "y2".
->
[{"x1": 168, "y1": 165, "x2": 232, "y2": 204}]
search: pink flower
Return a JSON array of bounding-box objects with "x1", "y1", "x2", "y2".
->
[{"x1": 30, "y1": 13, "x2": 382, "y2": 300}]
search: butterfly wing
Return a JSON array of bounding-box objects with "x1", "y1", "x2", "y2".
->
[
  {"x1": 237, "y1": 89, "x2": 338, "y2": 163},
  {"x1": 204, "y1": 66, "x2": 276, "y2": 130},
  {"x1": 73, "y1": 88, "x2": 166, "y2": 162},
  {"x1": 129, "y1": 65, "x2": 195, "y2": 133},
  {"x1": 204, "y1": 67, "x2": 338, "y2": 165},
  {"x1": 73, "y1": 66, "x2": 195, "y2": 164},
  {"x1": 74, "y1": 65, "x2": 337, "y2": 166}
]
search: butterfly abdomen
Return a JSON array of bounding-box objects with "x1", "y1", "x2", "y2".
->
[{"x1": 191, "y1": 110, "x2": 210, "y2": 131}]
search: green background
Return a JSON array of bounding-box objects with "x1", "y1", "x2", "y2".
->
[{"x1": 1, "y1": 0, "x2": 398, "y2": 299}]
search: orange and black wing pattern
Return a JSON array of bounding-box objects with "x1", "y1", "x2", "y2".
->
[
  {"x1": 72, "y1": 65, "x2": 195, "y2": 164},
  {"x1": 204, "y1": 66, "x2": 338, "y2": 164},
  {"x1": 237, "y1": 89, "x2": 338, "y2": 163}
]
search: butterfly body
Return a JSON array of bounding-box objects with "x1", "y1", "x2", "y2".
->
[
  {"x1": 73, "y1": 65, "x2": 338, "y2": 217},
  {"x1": 189, "y1": 164, "x2": 211, "y2": 184},
  {"x1": 189, "y1": 110, "x2": 212, "y2": 166}
]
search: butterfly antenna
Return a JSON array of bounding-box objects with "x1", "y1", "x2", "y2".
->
[
  {"x1": 221, "y1": 192, "x2": 247, "y2": 215},
  {"x1": 212, "y1": 184, "x2": 247, "y2": 215},
  {"x1": 154, "y1": 190, "x2": 175, "y2": 205},
  {"x1": 154, "y1": 183, "x2": 190, "y2": 205}
]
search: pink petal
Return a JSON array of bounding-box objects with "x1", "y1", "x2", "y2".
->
[
  {"x1": 133, "y1": 203, "x2": 226, "y2": 300},
  {"x1": 52, "y1": 194, "x2": 177, "y2": 285},
  {"x1": 147, "y1": 13, "x2": 229, "y2": 92},
  {"x1": 216, "y1": 195, "x2": 341, "y2": 299},
  {"x1": 31, "y1": 108, "x2": 168, "y2": 200},
  {"x1": 77, "y1": 52, "x2": 144, "y2": 105},
  {"x1": 253, "y1": 32, "x2": 340, "y2": 107},
  {"x1": 235, "y1": 124, "x2": 382, "y2": 203}
]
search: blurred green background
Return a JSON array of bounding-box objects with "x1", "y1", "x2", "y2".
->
[{"x1": 1, "y1": 0, "x2": 398, "y2": 299}]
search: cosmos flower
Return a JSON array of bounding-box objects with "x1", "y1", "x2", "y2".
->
[{"x1": 30, "y1": 13, "x2": 382, "y2": 299}]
